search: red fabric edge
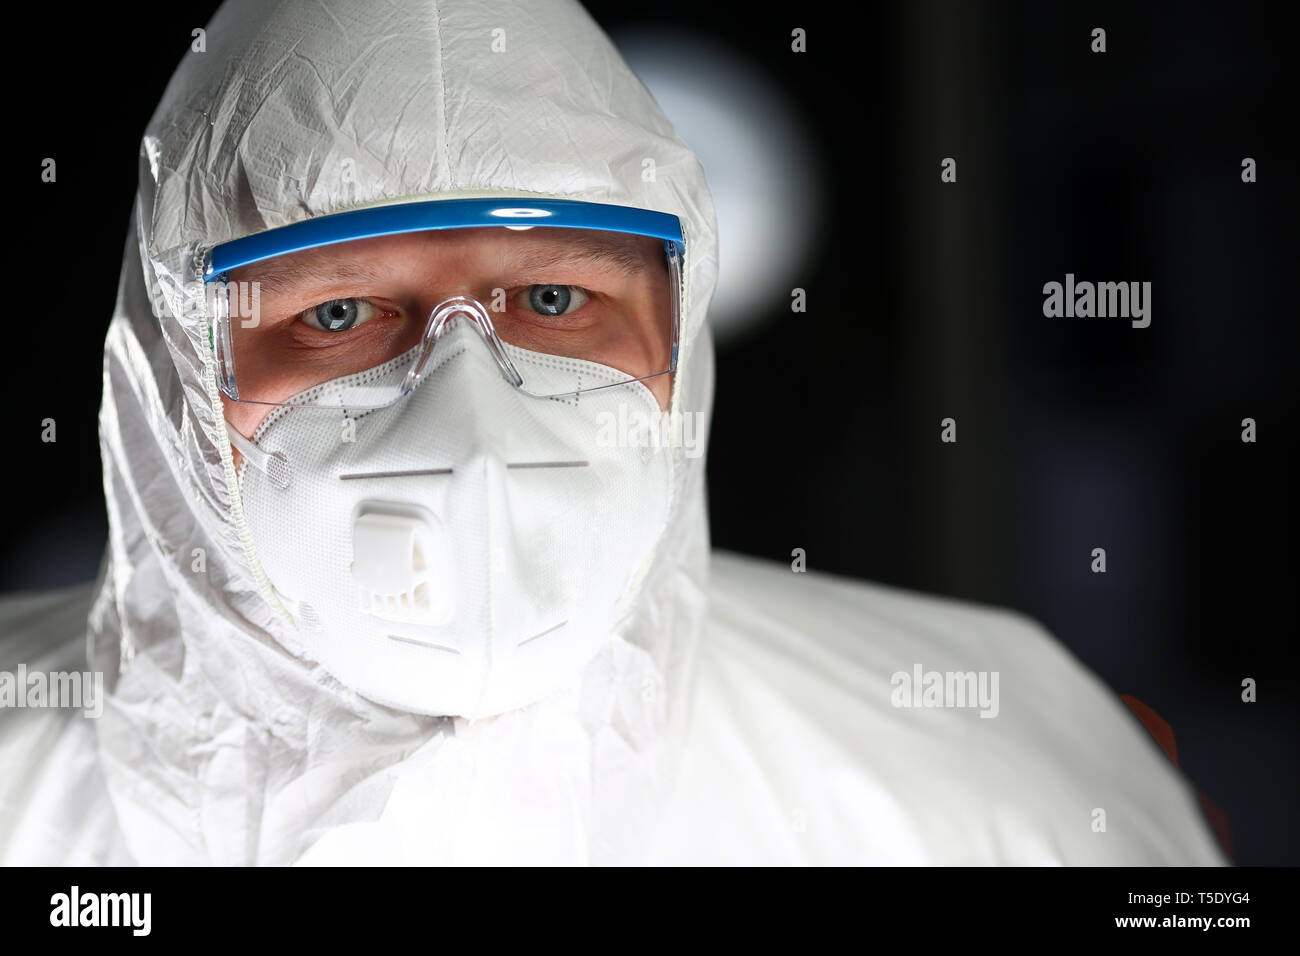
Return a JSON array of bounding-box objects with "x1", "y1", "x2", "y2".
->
[{"x1": 1120, "y1": 694, "x2": 1234, "y2": 863}]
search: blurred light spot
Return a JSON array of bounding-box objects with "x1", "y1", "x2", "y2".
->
[{"x1": 614, "y1": 28, "x2": 820, "y2": 343}]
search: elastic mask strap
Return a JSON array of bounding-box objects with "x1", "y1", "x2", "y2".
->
[{"x1": 226, "y1": 422, "x2": 292, "y2": 489}]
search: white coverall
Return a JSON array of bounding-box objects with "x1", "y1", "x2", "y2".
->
[{"x1": 0, "y1": 0, "x2": 1227, "y2": 865}]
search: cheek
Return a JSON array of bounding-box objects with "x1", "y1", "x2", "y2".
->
[
  {"x1": 221, "y1": 395, "x2": 275, "y2": 470},
  {"x1": 648, "y1": 372, "x2": 672, "y2": 411},
  {"x1": 221, "y1": 394, "x2": 273, "y2": 437}
]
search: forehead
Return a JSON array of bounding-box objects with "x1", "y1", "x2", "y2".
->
[{"x1": 230, "y1": 226, "x2": 663, "y2": 287}]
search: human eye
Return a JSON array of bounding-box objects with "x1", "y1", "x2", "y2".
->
[
  {"x1": 521, "y1": 284, "x2": 590, "y2": 318},
  {"x1": 297, "y1": 298, "x2": 388, "y2": 332}
]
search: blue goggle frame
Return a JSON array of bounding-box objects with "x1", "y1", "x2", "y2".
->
[{"x1": 202, "y1": 197, "x2": 686, "y2": 281}]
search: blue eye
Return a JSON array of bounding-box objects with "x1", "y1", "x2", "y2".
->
[
  {"x1": 527, "y1": 285, "x2": 588, "y2": 317},
  {"x1": 302, "y1": 299, "x2": 381, "y2": 332}
]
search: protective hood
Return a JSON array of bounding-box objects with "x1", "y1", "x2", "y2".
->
[{"x1": 89, "y1": 0, "x2": 717, "y2": 864}]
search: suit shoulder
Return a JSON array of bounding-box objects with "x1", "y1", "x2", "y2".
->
[{"x1": 684, "y1": 550, "x2": 1226, "y2": 864}]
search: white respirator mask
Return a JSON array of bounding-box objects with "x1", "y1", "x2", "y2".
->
[{"x1": 226, "y1": 315, "x2": 673, "y2": 718}]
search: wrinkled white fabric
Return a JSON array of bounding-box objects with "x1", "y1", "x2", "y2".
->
[
  {"x1": 0, "y1": 0, "x2": 1229, "y2": 866},
  {"x1": 0, "y1": 555, "x2": 1229, "y2": 865},
  {"x1": 649, "y1": 553, "x2": 1228, "y2": 865},
  {"x1": 0, "y1": 585, "x2": 133, "y2": 866}
]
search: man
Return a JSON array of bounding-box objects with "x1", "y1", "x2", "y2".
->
[{"x1": 0, "y1": 0, "x2": 1227, "y2": 865}]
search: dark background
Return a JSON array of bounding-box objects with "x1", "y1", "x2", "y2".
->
[{"x1": 3, "y1": 1, "x2": 1294, "y2": 864}]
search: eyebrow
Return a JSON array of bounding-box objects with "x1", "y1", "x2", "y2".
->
[
  {"x1": 506, "y1": 232, "x2": 652, "y2": 276},
  {"x1": 241, "y1": 260, "x2": 385, "y2": 298},
  {"x1": 240, "y1": 231, "x2": 653, "y2": 297}
]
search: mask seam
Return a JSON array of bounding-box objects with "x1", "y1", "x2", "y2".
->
[{"x1": 253, "y1": 347, "x2": 421, "y2": 418}]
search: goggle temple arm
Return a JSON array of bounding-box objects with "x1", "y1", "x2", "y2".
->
[{"x1": 209, "y1": 277, "x2": 240, "y2": 401}]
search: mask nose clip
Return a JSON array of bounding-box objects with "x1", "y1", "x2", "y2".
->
[{"x1": 401, "y1": 295, "x2": 524, "y2": 397}]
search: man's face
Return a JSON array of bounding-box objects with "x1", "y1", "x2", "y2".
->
[{"x1": 222, "y1": 226, "x2": 674, "y2": 440}]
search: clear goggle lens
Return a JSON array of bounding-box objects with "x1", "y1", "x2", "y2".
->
[{"x1": 204, "y1": 202, "x2": 683, "y2": 410}]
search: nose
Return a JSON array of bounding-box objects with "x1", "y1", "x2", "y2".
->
[
  {"x1": 402, "y1": 296, "x2": 524, "y2": 397},
  {"x1": 416, "y1": 279, "x2": 501, "y2": 317}
]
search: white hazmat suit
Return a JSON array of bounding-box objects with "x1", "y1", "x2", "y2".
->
[{"x1": 0, "y1": 0, "x2": 1228, "y2": 865}]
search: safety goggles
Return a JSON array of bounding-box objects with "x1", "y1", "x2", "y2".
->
[{"x1": 202, "y1": 198, "x2": 684, "y2": 409}]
